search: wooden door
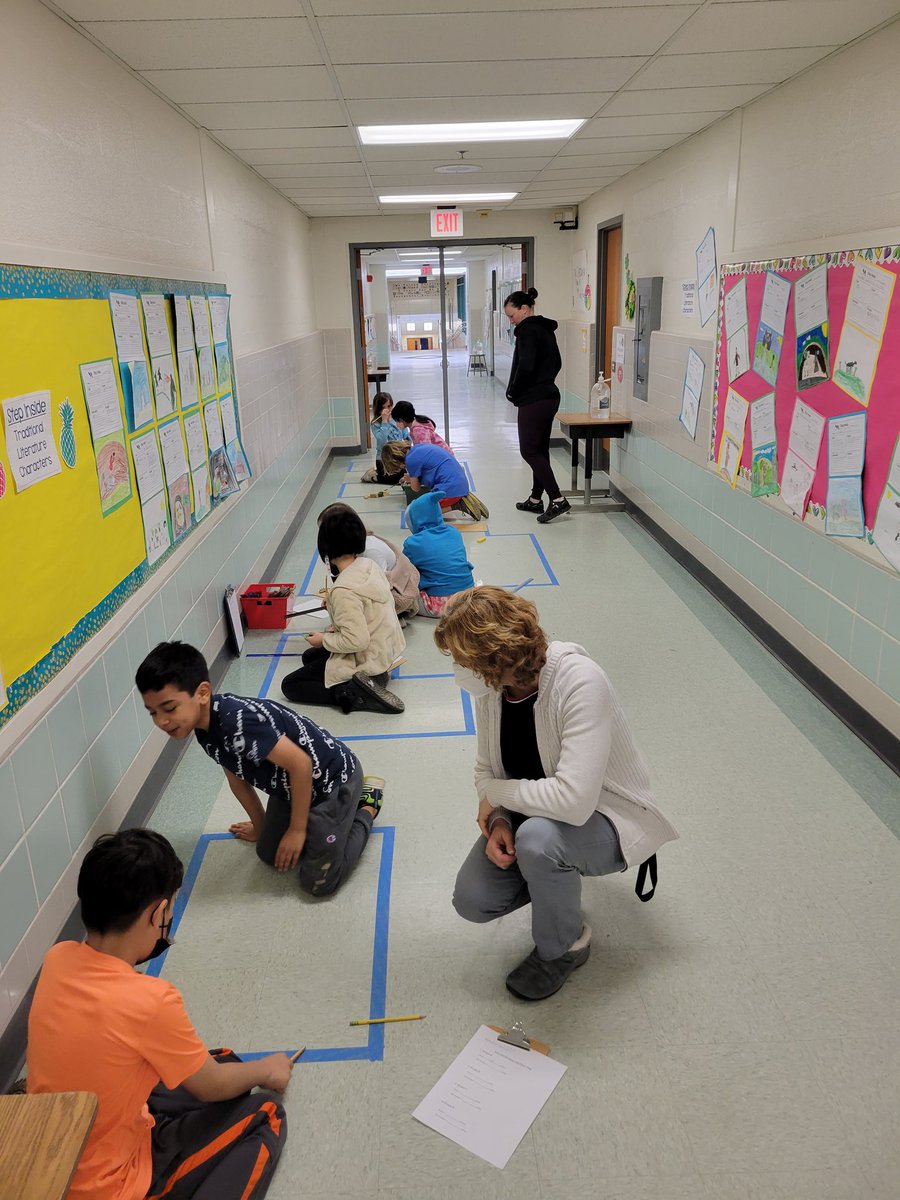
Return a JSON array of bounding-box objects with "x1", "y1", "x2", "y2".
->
[{"x1": 602, "y1": 224, "x2": 622, "y2": 380}]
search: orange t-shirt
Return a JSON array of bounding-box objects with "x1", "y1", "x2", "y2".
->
[{"x1": 27, "y1": 942, "x2": 209, "y2": 1200}]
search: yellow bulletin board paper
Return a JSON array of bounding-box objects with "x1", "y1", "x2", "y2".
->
[{"x1": 0, "y1": 297, "x2": 145, "y2": 684}]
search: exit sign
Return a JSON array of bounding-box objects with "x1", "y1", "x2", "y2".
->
[{"x1": 430, "y1": 208, "x2": 463, "y2": 238}]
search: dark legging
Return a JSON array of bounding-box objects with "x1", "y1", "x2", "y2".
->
[
  {"x1": 281, "y1": 646, "x2": 389, "y2": 710},
  {"x1": 517, "y1": 395, "x2": 561, "y2": 501}
]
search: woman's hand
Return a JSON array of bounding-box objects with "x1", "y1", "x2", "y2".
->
[
  {"x1": 306, "y1": 632, "x2": 325, "y2": 649},
  {"x1": 485, "y1": 821, "x2": 516, "y2": 870},
  {"x1": 477, "y1": 798, "x2": 495, "y2": 837}
]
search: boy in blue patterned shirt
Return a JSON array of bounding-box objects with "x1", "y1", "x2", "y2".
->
[{"x1": 136, "y1": 642, "x2": 383, "y2": 896}]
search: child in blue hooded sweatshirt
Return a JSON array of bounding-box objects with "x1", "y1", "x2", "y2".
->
[{"x1": 403, "y1": 491, "x2": 475, "y2": 619}]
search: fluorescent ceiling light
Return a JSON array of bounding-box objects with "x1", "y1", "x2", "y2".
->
[
  {"x1": 386, "y1": 269, "x2": 465, "y2": 277},
  {"x1": 360, "y1": 120, "x2": 585, "y2": 145},
  {"x1": 397, "y1": 251, "x2": 463, "y2": 258},
  {"x1": 379, "y1": 193, "x2": 517, "y2": 204}
]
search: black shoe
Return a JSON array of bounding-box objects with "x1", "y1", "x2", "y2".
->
[
  {"x1": 516, "y1": 497, "x2": 544, "y2": 514},
  {"x1": 536, "y1": 498, "x2": 571, "y2": 524},
  {"x1": 338, "y1": 672, "x2": 405, "y2": 715}
]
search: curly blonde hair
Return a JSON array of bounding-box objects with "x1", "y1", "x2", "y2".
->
[
  {"x1": 434, "y1": 586, "x2": 548, "y2": 691},
  {"x1": 381, "y1": 440, "x2": 410, "y2": 474}
]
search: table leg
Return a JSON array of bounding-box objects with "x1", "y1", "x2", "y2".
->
[
  {"x1": 584, "y1": 436, "x2": 593, "y2": 506},
  {"x1": 571, "y1": 435, "x2": 578, "y2": 492}
]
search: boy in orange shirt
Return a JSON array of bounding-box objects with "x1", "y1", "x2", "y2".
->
[{"x1": 27, "y1": 829, "x2": 292, "y2": 1200}]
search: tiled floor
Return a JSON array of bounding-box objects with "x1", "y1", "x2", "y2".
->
[{"x1": 149, "y1": 352, "x2": 900, "y2": 1200}]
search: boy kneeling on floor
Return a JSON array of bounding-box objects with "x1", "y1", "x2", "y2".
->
[
  {"x1": 27, "y1": 829, "x2": 291, "y2": 1200},
  {"x1": 136, "y1": 642, "x2": 384, "y2": 896}
]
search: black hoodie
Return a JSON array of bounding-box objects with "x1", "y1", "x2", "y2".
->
[{"x1": 505, "y1": 314, "x2": 562, "y2": 408}]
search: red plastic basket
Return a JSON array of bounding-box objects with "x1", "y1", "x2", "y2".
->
[{"x1": 240, "y1": 583, "x2": 296, "y2": 630}]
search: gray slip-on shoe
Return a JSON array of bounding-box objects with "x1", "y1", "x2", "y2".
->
[{"x1": 505, "y1": 928, "x2": 591, "y2": 1001}]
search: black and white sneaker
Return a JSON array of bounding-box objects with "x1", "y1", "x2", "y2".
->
[
  {"x1": 339, "y1": 672, "x2": 405, "y2": 714},
  {"x1": 536, "y1": 498, "x2": 571, "y2": 524},
  {"x1": 515, "y1": 497, "x2": 544, "y2": 514}
]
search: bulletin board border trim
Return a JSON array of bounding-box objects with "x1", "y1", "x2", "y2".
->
[{"x1": 710, "y1": 241, "x2": 900, "y2": 535}]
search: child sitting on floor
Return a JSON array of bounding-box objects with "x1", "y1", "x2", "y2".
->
[
  {"x1": 136, "y1": 642, "x2": 387, "y2": 892},
  {"x1": 381, "y1": 440, "x2": 489, "y2": 522},
  {"x1": 390, "y1": 401, "x2": 454, "y2": 453},
  {"x1": 281, "y1": 507, "x2": 405, "y2": 714},
  {"x1": 27, "y1": 828, "x2": 291, "y2": 1200},
  {"x1": 404, "y1": 490, "x2": 475, "y2": 618},
  {"x1": 362, "y1": 392, "x2": 409, "y2": 484},
  {"x1": 317, "y1": 501, "x2": 420, "y2": 620}
]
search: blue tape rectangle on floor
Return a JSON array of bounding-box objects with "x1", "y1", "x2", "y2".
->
[{"x1": 147, "y1": 826, "x2": 396, "y2": 1063}]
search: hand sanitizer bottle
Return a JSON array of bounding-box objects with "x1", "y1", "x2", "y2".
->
[{"x1": 589, "y1": 374, "x2": 610, "y2": 418}]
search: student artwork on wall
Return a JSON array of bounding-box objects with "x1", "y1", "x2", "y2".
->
[
  {"x1": 723, "y1": 277, "x2": 750, "y2": 383},
  {"x1": 696, "y1": 226, "x2": 718, "y2": 327},
  {"x1": 679, "y1": 348, "x2": 704, "y2": 440},
  {"x1": 711, "y1": 244, "x2": 900, "y2": 572},
  {"x1": 0, "y1": 258, "x2": 252, "y2": 728}
]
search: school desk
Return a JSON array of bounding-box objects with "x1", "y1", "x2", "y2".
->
[
  {"x1": 556, "y1": 411, "x2": 633, "y2": 512},
  {"x1": 0, "y1": 1091, "x2": 97, "y2": 1199}
]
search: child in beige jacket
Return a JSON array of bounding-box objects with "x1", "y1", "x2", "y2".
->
[{"x1": 281, "y1": 509, "x2": 406, "y2": 714}]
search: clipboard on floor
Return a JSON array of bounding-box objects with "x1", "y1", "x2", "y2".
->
[{"x1": 224, "y1": 585, "x2": 245, "y2": 655}]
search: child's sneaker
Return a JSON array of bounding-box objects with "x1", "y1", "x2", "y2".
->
[
  {"x1": 359, "y1": 775, "x2": 385, "y2": 816},
  {"x1": 536, "y1": 497, "x2": 571, "y2": 524},
  {"x1": 340, "y1": 672, "x2": 405, "y2": 714},
  {"x1": 516, "y1": 496, "x2": 544, "y2": 514}
]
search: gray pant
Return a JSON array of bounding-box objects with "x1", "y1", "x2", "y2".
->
[
  {"x1": 256, "y1": 763, "x2": 370, "y2": 897},
  {"x1": 453, "y1": 812, "x2": 625, "y2": 960}
]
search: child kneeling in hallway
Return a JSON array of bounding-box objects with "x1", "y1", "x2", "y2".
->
[
  {"x1": 404, "y1": 490, "x2": 475, "y2": 618},
  {"x1": 136, "y1": 642, "x2": 385, "y2": 896}
]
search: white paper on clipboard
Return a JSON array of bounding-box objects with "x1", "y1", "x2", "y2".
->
[{"x1": 224, "y1": 586, "x2": 245, "y2": 654}]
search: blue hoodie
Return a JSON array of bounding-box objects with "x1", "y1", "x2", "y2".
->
[{"x1": 403, "y1": 491, "x2": 475, "y2": 597}]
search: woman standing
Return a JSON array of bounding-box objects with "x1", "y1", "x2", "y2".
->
[
  {"x1": 504, "y1": 287, "x2": 570, "y2": 524},
  {"x1": 435, "y1": 587, "x2": 678, "y2": 1000}
]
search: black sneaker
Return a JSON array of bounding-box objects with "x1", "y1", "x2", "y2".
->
[
  {"x1": 516, "y1": 497, "x2": 544, "y2": 514},
  {"x1": 338, "y1": 672, "x2": 405, "y2": 715},
  {"x1": 536, "y1": 498, "x2": 571, "y2": 524}
]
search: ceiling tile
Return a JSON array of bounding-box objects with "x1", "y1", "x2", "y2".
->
[
  {"x1": 240, "y1": 146, "x2": 362, "y2": 165},
  {"x1": 579, "y1": 112, "x2": 728, "y2": 137},
  {"x1": 555, "y1": 150, "x2": 659, "y2": 166},
  {"x1": 334, "y1": 58, "x2": 646, "y2": 99},
  {"x1": 215, "y1": 127, "x2": 355, "y2": 149},
  {"x1": 57, "y1": 1, "x2": 301, "y2": 16},
  {"x1": 256, "y1": 162, "x2": 367, "y2": 178},
  {"x1": 601, "y1": 83, "x2": 771, "y2": 117},
  {"x1": 313, "y1": 0, "x2": 700, "y2": 11},
  {"x1": 360, "y1": 141, "x2": 569, "y2": 162},
  {"x1": 535, "y1": 168, "x2": 625, "y2": 180},
  {"x1": 318, "y1": 7, "x2": 698, "y2": 64},
  {"x1": 183, "y1": 100, "x2": 346, "y2": 129},
  {"x1": 558, "y1": 133, "x2": 684, "y2": 155},
  {"x1": 646, "y1": 46, "x2": 834, "y2": 88},
  {"x1": 666, "y1": 0, "x2": 899, "y2": 55},
  {"x1": 81, "y1": 18, "x2": 320, "y2": 70},
  {"x1": 361, "y1": 155, "x2": 555, "y2": 172},
  {"x1": 347, "y1": 94, "x2": 613, "y2": 124},
  {"x1": 140, "y1": 66, "x2": 336, "y2": 105}
]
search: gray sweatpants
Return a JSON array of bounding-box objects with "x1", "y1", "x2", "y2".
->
[
  {"x1": 256, "y1": 763, "x2": 370, "y2": 897},
  {"x1": 453, "y1": 812, "x2": 625, "y2": 960}
]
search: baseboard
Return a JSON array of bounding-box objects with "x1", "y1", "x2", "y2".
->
[
  {"x1": 616, "y1": 485, "x2": 900, "y2": 775},
  {"x1": 0, "y1": 449, "x2": 338, "y2": 1091}
]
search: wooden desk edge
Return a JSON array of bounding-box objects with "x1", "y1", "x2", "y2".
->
[
  {"x1": 557, "y1": 412, "x2": 632, "y2": 428},
  {"x1": 0, "y1": 1092, "x2": 98, "y2": 1199}
]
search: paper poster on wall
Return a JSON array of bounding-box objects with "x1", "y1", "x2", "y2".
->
[
  {"x1": 824, "y1": 412, "x2": 865, "y2": 538},
  {"x1": 724, "y1": 278, "x2": 750, "y2": 383},
  {"x1": 753, "y1": 271, "x2": 791, "y2": 386},
  {"x1": 150, "y1": 354, "x2": 177, "y2": 419},
  {"x1": 204, "y1": 400, "x2": 238, "y2": 500},
  {"x1": 214, "y1": 342, "x2": 232, "y2": 392},
  {"x1": 696, "y1": 226, "x2": 718, "y2": 327},
  {"x1": 130, "y1": 428, "x2": 172, "y2": 564},
  {"x1": 872, "y1": 434, "x2": 900, "y2": 572},
  {"x1": 191, "y1": 464, "x2": 212, "y2": 521},
  {"x1": 190, "y1": 295, "x2": 212, "y2": 349},
  {"x1": 614, "y1": 329, "x2": 626, "y2": 366},
  {"x1": 794, "y1": 264, "x2": 830, "y2": 390},
  {"x1": 208, "y1": 294, "x2": 231, "y2": 344},
  {"x1": 572, "y1": 250, "x2": 589, "y2": 311},
  {"x1": 141, "y1": 294, "x2": 174, "y2": 360},
  {"x1": 716, "y1": 387, "x2": 749, "y2": 488},
  {"x1": 219, "y1": 392, "x2": 251, "y2": 483},
  {"x1": 750, "y1": 392, "x2": 779, "y2": 498},
  {"x1": 183, "y1": 408, "x2": 211, "y2": 522},
  {"x1": 109, "y1": 292, "x2": 145, "y2": 362},
  {"x1": 2, "y1": 391, "x2": 62, "y2": 492},
  {"x1": 178, "y1": 349, "x2": 200, "y2": 410},
  {"x1": 120, "y1": 359, "x2": 154, "y2": 431},
  {"x1": 79, "y1": 359, "x2": 132, "y2": 516},
  {"x1": 198, "y1": 346, "x2": 217, "y2": 400},
  {"x1": 679, "y1": 348, "x2": 704, "y2": 440},
  {"x1": 834, "y1": 261, "x2": 895, "y2": 407},
  {"x1": 158, "y1": 417, "x2": 192, "y2": 541},
  {"x1": 781, "y1": 398, "x2": 825, "y2": 518},
  {"x1": 173, "y1": 295, "x2": 196, "y2": 355}
]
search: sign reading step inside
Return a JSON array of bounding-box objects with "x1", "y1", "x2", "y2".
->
[{"x1": 430, "y1": 207, "x2": 463, "y2": 238}]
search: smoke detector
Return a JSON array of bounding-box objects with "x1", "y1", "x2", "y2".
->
[{"x1": 434, "y1": 150, "x2": 483, "y2": 175}]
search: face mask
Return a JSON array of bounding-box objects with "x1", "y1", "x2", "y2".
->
[
  {"x1": 137, "y1": 906, "x2": 173, "y2": 965},
  {"x1": 453, "y1": 664, "x2": 494, "y2": 698}
]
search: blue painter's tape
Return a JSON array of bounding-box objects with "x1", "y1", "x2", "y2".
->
[
  {"x1": 147, "y1": 826, "x2": 396, "y2": 1063},
  {"x1": 528, "y1": 533, "x2": 559, "y2": 586},
  {"x1": 462, "y1": 459, "x2": 476, "y2": 492},
  {"x1": 258, "y1": 632, "x2": 289, "y2": 698},
  {"x1": 299, "y1": 547, "x2": 322, "y2": 595}
]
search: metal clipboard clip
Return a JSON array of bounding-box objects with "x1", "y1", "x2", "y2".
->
[{"x1": 491, "y1": 1021, "x2": 551, "y2": 1055}]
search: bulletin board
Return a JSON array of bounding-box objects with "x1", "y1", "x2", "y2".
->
[
  {"x1": 0, "y1": 262, "x2": 250, "y2": 729},
  {"x1": 710, "y1": 244, "x2": 900, "y2": 573}
]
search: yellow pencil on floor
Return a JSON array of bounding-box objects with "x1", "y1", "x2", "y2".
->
[{"x1": 349, "y1": 1015, "x2": 425, "y2": 1026}]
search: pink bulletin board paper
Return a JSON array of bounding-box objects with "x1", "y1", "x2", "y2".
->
[{"x1": 711, "y1": 247, "x2": 900, "y2": 536}]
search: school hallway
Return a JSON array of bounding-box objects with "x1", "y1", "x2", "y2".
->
[{"x1": 149, "y1": 361, "x2": 900, "y2": 1200}]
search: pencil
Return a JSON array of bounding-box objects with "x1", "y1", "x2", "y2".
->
[
  {"x1": 349, "y1": 1015, "x2": 425, "y2": 1027},
  {"x1": 290, "y1": 1047, "x2": 306, "y2": 1063}
]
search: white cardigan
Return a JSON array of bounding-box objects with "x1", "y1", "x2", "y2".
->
[{"x1": 474, "y1": 641, "x2": 678, "y2": 868}]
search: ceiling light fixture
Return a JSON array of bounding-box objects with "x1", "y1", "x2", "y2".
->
[
  {"x1": 379, "y1": 192, "x2": 517, "y2": 204},
  {"x1": 360, "y1": 119, "x2": 585, "y2": 145},
  {"x1": 434, "y1": 150, "x2": 483, "y2": 174},
  {"x1": 397, "y1": 251, "x2": 463, "y2": 258}
]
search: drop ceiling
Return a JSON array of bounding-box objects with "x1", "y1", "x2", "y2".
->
[{"x1": 45, "y1": 0, "x2": 900, "y2": 217}]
